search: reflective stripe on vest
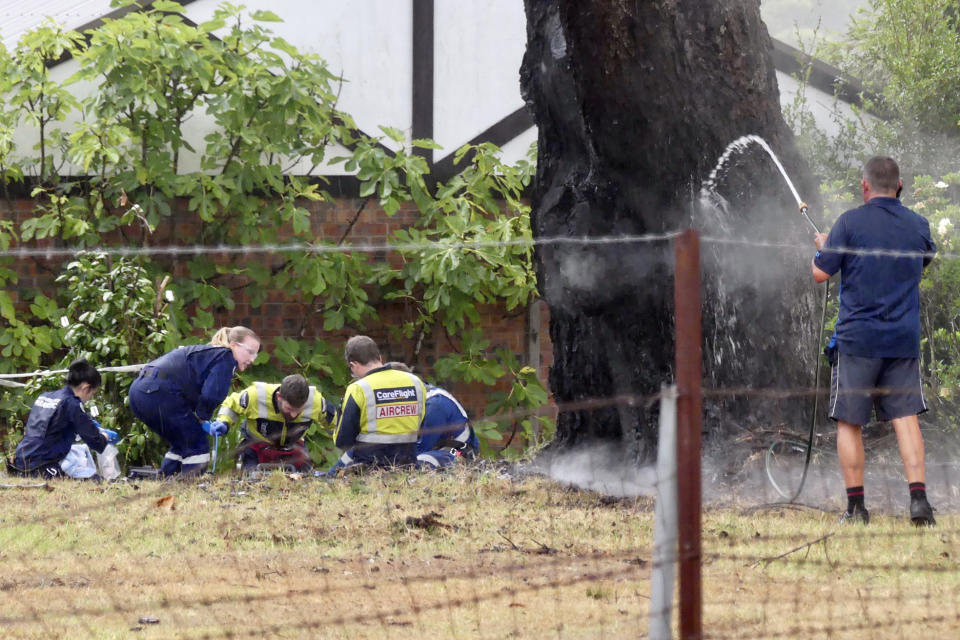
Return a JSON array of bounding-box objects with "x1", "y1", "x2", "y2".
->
[
  {"x1": 426, "y1": 387, "x2": 470, "y2": 442},
  {"x1": 356, "y1": 432, "x2": 418, "y2": 444},
  {"x1": 254, "y1": 381, "x2": 285, "y2": 444},
  {"x1": 426, "y1": 387, "x2": 468, "y2": 419},
  {"x1": 357, "y1": 379, "x2": 379, "y2": 434},
  {"x1": 301, "y1": 388, "x2": 316, "y2": 423},
  {"x1": 255, "y1": 382, "x2": 270, "y2": 419}
]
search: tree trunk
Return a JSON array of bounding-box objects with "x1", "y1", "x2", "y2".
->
[{"x1": 521, "y1": 0, "x2": 821, "y2": 463}]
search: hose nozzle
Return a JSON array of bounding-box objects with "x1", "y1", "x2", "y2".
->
[{"x1": 797, "y1": 202, "x2": 821, "y2": 234}]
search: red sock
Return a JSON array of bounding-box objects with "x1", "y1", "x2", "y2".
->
[
  {"x1": 846, "y1": 485, "x2": 865, "y2": 511},
  {"x1": 909, "y1": 482, "x2": 926, "y2": 501}
]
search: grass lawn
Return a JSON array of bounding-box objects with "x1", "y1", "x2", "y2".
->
[{"x1": 0, "y1": 464, "x2": 956, "y2": 639}]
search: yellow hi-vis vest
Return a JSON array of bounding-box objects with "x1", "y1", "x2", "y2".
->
[
  {"x1": 338, "y1": 368, "x2": 426, "y2": 444},
  {"x1": 216, "y1": 381, "x2": 334, "y2": 448}
]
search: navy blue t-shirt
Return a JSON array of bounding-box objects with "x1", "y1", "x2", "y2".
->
[{"x1": 814, "y1": 197, "x2": 935, "y2": 358}]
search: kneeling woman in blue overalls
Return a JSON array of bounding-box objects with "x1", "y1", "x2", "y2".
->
[
  {"x1": 129, "y1": 326, "x2": 260, "y2": 476},
  {"x1": 9, "y1": 359, "x2": 117, "y2": 479}
]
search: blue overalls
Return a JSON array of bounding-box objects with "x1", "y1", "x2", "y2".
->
[
  {"x1": 11, "y1": 386, "x2": 107, "y2": 477},
  {"x1": 129, "y1": 345, "x2": 236, "y2": 476}
]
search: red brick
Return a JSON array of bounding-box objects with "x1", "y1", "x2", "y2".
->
[{"x1": 2, "y1": 194, "x2": 557, "y2": 424}]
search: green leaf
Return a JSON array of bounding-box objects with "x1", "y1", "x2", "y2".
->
[
  {"x1": 246, "y1": 261, "x2": 271, "y2": 285},
  {"x1": 251, "y1": 10, "x2": 284, "y2": 22},
  {"x1": 323, "y1": 310, "x2": 344, "y2": 331},
  {"x1": 359, "y1": 180, "x2": 376, "y2": 198},
  {"x1": 151, "y1": 0, "x2": 186, "y2": 13},
  {"x1": 0, "y1": 291, "x2": 15, "y2": 322},
  {"x1": 412, "y1": 138, "x2": 443, "y2": 150},
  {"x1": 378, "y1": 125, "x2": 405, "y2": 143}
]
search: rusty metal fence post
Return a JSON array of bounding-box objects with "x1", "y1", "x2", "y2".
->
[{"x1": 674, "y1": 229, "x2": 702, "y2": 639}]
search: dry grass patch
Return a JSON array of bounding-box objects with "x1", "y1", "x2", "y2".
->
[
  {"x1": 702, "y1": 504, "x2": 960, "y2": 638},
  {"x1": 0, "y1": 466, "x2": 653, "y2": 639},
  {"x1": 3, "y1": 467, "x2": 957, "y2": 639}
]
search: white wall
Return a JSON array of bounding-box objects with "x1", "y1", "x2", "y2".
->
[
  {"x1": 776, "y1": 71, "x2": 872, "y2": 139},
  {"x1": 5, "y1": 1, "x2": 858, "y2": 178},
  {"x1": 185, "y1": 0, "x2": 414, "y2": 158},
  {"x1": 433, "y1": 1, "x2": 529, "y2": 161},
  {"x1": 0, "y1": 0, "x2": 114, "y2": 50}
]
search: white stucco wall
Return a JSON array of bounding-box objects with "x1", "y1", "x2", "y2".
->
[
  {"x1": 0, "y1": 0, "x2": 113, "y2": 50},
  {"x1": 776, "y1": 71, "x2": 872, "y2": 138},
  {"x1": 3, "y1": 1, "x2": 858, "y2": 178},
  {"x1": 185, "y1": 0, "x2": 414, "y2": 157},
  {"x1": 433, "y1": 1, "x2": 529, "y2": 160}
]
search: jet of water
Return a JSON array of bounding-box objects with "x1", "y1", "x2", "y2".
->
[{"x1": 700, "y1": 134, "x2": 820, "y2": 234}]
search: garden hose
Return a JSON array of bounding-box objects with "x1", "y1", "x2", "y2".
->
[
  {"x1": 782, "y1": 279, "x2": 830, "y2": 503},
  {"x1": 766, "y1": 202, "x2": 828, "y2": 502}
]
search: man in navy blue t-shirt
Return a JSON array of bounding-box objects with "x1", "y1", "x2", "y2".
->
[{"x1": 812, "y1": 155, "x2": 936, "y2": 526}]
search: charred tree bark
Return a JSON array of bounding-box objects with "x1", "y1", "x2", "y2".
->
[{"x1": 521, "y1": 0, "x2": 821, "y2": 462}]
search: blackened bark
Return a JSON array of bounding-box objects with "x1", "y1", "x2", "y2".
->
[{"x1": 521, "y1": 0, "x2": 821, "y2": 462}]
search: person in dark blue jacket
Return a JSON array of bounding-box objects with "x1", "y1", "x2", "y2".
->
[
  {"x1": 129, "y1": 326, "x2": 260, "y2": 477},
  {"x1": 7, "y1": 359, "x2": 118, "y2": 479},
  {"x1": 420, "y1": 385, "x2": 479, "y2": 457},
  {"x1": 384, "y1": 362, "x2": 478, "y2": 457}
]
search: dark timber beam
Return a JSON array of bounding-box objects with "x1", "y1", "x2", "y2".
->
[
  {"x1": 411, "y1": 0, "x2": 435, "y2": 165},
  {"x1": 770, "y1": 38, "x2": 882, "y2": 113},
  {"x1": 432, "y1": 106, "x2": 535, "y2": 182},
  {"x1": 45, "y1": 0, "x2": 200, "y2": 67}
]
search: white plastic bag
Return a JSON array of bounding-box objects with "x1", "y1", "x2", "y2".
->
[
  {"x1": 96, "y1": 444, "x2": 122, "y2": 481},
  {"x1": 61, "y1": 443, "x2": 98, "y2": 479}
]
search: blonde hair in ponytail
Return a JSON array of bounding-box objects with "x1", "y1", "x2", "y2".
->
[{"x1": 209, "y1": 326, "x2": 259, "y2": 348}]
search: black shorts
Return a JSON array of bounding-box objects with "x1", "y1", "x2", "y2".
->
[{"x1": 828, "y1": 353, "x2": 927, "y2": 425}]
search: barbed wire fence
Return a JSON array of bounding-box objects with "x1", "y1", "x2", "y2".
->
[{"x1": 1, "y1": 230, "x2": 959, "y2": 639}]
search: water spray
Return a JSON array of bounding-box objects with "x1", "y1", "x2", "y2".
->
[
  {"x1": 703, "y1": 134, "x2": 828, "y2": 503},
  {"x1": 702, "y1": 134, "x2": 821, "y2": 234}
]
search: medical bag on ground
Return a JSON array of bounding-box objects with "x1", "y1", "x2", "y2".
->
[
  {"x1": 95, "y1": 444, "x2": 122, "y2": 481},
  {"x1": 60, "y1": 442, "x2": 98, "y2": 478}
]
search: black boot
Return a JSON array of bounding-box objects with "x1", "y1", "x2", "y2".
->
[
  {"x1": 838, "y1": 504, "x2": 870, "y2": 525},
  {"x1": 910, "y1": 495, "x2": 936, "y2": 527}
]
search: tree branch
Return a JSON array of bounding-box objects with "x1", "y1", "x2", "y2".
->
[
  {"x1": 751, "y1": 532, "x2": 835, "y2": 568},
  {"x1": 336, "y1": 198, "x2": 369, "y2": 245}
]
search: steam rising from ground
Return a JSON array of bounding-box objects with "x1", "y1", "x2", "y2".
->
[
  {"x1": 537, "y1": 133, "x2": 960, "y2": 516},
  {"x1": 536, "y1": 436, "x2": 960, "y2": 515},
  {"x1": 536, "y1": 443, "x2": 657, "y2": 497}
]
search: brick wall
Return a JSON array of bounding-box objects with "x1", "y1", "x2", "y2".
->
[{"x1": 3, "y1": 195, "x2": 554, "y2": 423}]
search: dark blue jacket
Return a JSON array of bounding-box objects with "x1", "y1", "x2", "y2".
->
[
  {"x1": 141, "y1": 344, "x2": 237, "y2": 420},
  {"x1": 814, "y1": 197, "x2": 935, "y2": 358},
  {"x1": 418, "y1": 384, "x2": 478, "y2": 454},
  {"x1": 13, "y1": 386, "x2": 106, "y2": 471}
]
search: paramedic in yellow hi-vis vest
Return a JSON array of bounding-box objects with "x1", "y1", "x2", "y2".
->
[
  {"x1": 334, "y1": 336, "x2": 426, "y2": 468},
  {"x1": 214, "y1": 374, "x2": 337, "y2": 472}
]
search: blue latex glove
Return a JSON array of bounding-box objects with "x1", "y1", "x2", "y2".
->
[
  {"x1": 91, "y1": 418, "x2": 101, "y2": 429},
  {"x1": 201, "y1": 420, "x2": 228, "y2": 436},
  {"x1": 99, "y1": 428, "x2": 119, "y2": 444}
]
